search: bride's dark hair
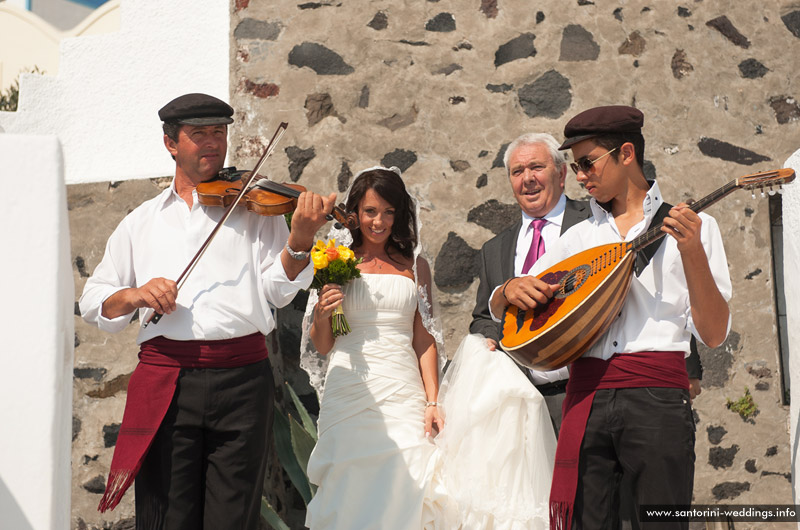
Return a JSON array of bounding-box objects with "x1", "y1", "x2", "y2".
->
[{"x1": 346, "y1": 168, "x2": 417, "y2": 261}]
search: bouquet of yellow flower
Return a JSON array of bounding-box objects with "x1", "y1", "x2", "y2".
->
[{"x1": 310, "y1": 239, "x2": 362, "y2": 337}]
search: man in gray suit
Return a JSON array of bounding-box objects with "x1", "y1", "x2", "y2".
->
[{"x1": 470, "y1": 132, "x2": 590, "y2": 433}]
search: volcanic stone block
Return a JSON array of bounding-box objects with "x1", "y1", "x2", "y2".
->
[
  {"x1": 241, "y1": 80, "x2": 279, "y2": 98},
  {"x1": 73, "y1": 416, "x2": 82, "y2": 441},
  {"x1": 738, "y1": 58, "x2": 768, "y2": 79},
  {"x1": 481, "y1": 0, "x2": 498, "y2": 19},
  {"x1": 234, "y1": 19, "x2": 281, "y2": 40},
  {"x1": 337, "y1": 161, "x2": 352, "y2": 192},
  {"x1": 368, "y1": 11, "x2": 388, "y2": 30},
  {"x1": 286, "y1": 146, "x2": 316, "y2": 182},
  {"x1": 381, "y1": 149, "x2": 417, "y2": 173},
  {"x1": 103, "y1": 423, "x2": 121, "y2": 448},
  {"x1": 467, "y1": 200, "x2": 519, "y2": 234},
  {"x1": 357, "y1": 86, "x2": 370, "y2": 108},
  {"x1": 426, "y1": 13, "x2": 456, "y2": 32},
  {"x1": 697, "y1": 331, "x2": 737, "y2": 388},
  {"x1": 288, "y1": 42, "x2": 354, "y2": 75},
  {"x1": 559, "y1": 25, "x2": 600, "y2": 61},
  {"x1": 75, "y1": 256, "x2": 89, "y2": 277},
  {"x1": 492, "y1": 143, "x2": 510, "y2": 169},
  {"x1": 706, "y1": 16, "x2": 751, "y2": 48},
  {"x1": 450, "y1": 160, "x2": 470, "y2": 172},
  {"x1": 671, "y1": 49, "x2": 694, "y2": 79},
  {"x1": 435, "y1": 64, "x2": 462, "y2": 76},
  {"x1": 434, "y1": 232, "x2": 479, "y2": 289},
  {"x1": 697, "y1": 138, "x2": 771, "y2": 165},
  {"x1": 305, "y1": 93, "x2": 339, "y2": 126},
  {"x1": 712, "y1": 481, "x2": 750, "y2": 500},
  {"x1": 495, "y1": 33, "x2": 536, "y2": 67},
  {"x1": 74, "y1": 367, "x2": 107, "y2": 381},
  {"x1": 709, "y1": 444, "x2": 739, "y2": 469},
  {"x1": 487, "y1": 83, "x2": 513, "y2": 93},
  {"x1": 518, "y1": 70, "x2": 572, "y2": 119},
  {"x1": 782, "y1": 10, "x2": 800, "y2": 38},
  {"x1": 768, "y1": 96, "x2": 800, "y2": 124},
  {"x1": 619, "y1": 31, "x2": 646, "y2": 56},
  {"x1": 706, "y1": 425, "x2": 727, "y2": 445}
]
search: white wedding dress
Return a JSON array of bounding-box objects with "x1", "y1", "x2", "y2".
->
[{"x1": 305, "y1": 273, "x2": 557, "y2": 530}]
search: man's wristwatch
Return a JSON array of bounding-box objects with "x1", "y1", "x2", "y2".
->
[{"x1": 285, "y1": 241, "x2": 310, "y2": 261}]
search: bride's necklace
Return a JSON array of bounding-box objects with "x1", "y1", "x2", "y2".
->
[{"x1": 358, "y1": 252, "x2": 389, "y2": 271}]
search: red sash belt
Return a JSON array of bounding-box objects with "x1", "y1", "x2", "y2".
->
[
  {"x1": 98, "y1": 333, "x2": 267, "y2": 512},
  {"x1": 549, "y1": 351, "x2": 688, "y2": 530}
]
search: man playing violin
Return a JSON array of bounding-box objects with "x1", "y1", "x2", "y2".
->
[
  {"x1": 80, "y1": 93, "x2": 335, "y2": 529},
  {"x1": 490, "y1": 106, "x2": 732, "y2": 529}
]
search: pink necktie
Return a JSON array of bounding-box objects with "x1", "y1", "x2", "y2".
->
[{"x1": 521, "y1": 218, "x2": 547, "y2": 274}]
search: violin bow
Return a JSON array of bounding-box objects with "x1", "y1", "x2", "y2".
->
[{"x1": 144, "y1": 122, "x2": 289, "y2": 327}]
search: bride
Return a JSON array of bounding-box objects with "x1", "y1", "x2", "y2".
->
[{"x1": 301, "y1": 166, "x2": 556, "y2": 530}]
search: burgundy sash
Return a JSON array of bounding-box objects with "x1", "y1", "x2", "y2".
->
[
  {"x1": 549, "y1": 352, "x2": 688, "y2": 530},
  {"x1": 98, "y1": 333, "x2": 268, "y2": 512}
]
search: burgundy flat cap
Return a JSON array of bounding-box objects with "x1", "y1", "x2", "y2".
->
[{"x1": 559, "y1": 105, "x2": 644, "y2": 150}]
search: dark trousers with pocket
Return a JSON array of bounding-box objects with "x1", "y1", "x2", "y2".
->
[
  {"x1": 135, "y1": 358, "x2": 274, "y2": 530},
  {"x1": 571, "y1": 387, "x2": 696, "y2": 530}
]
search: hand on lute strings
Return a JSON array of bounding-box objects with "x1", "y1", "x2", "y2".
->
[{"x1": 490, "y1": 275, "x2": 559, "y2": 318}]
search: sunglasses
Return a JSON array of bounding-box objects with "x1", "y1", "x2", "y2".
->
[{"x1": 570, "y1": 147, "x2": 618, "y2": 175}]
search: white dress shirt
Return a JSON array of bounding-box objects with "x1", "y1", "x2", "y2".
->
[
  {"x1": 530, "y1": 180, "x2": 732, "y2": 360},
  {"x1": 80, "y1": 181, "x2": 313, "y2": 344}
]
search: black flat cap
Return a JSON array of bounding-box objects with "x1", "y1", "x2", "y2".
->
[
  {"x1": 158, "y1": 93, "x2": 234, "y2": 125},
  {"x1": 559, "y1": 105, "x2": 643, "y2": 150}
]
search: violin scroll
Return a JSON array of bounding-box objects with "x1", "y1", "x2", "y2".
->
[{"x1": 328, "y1": 202, "x2": 359, "y2": 230}]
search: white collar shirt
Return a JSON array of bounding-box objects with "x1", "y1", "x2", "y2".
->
[
  {"x1": 529, "y1": 180, "x2": 732, "y2": 360},
  {"x1": 79, "y1": 181, "x2": 313, "y2": 344}
]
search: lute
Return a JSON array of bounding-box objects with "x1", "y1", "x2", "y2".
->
[{"x1": 500, "y1": 168, "x2": 795, "y2": 370}]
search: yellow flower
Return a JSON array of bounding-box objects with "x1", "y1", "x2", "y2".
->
[
  {"x1": 338, "y1": 246, "x2": 355, "y2": 261},
  {"x1": 314, "y1": 239, "x2": 327, "y2": 252},
  {"x1": 311, "y1": 250, "x2": 329, "y2": 270}
]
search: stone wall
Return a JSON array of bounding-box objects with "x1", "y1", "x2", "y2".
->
[{"x1": 68, "y1": 0, "x2": 800, "y2": 528}]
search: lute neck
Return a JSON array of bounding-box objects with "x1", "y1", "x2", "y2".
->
[{"x1": 627, "y1": 179, "x2": 739, "y2": 253}]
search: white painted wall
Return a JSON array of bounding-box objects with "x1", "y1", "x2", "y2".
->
[
  {"x1": 0, "y1": 134, "x2": 73, "y2": 530},
  {"x1": 0, "y1": 2, "x2": 120, "y2": 90},
  {"x1": 784, "y1": 150, "x2": 800, "y2": 520},
  {"x1": 0, "y1": 0, "x2": 230, "y2": 184}
]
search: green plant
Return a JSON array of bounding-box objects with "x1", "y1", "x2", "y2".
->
[
  {"x1": 262, "y1": 381, "x2": 319, "y2": 529},
  {"x1": 0, "y1": 67, "x2": 43, "y2": 112},
  {"x1": 726, "y1": 387, "x2": 758, "y2": 420}
]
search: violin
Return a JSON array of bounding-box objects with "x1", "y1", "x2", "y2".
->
[
  {"x1": 196, "y1": 167, "x2": 358, "y2": 229},
  {"x1": 144, "y1": 121, "x2": 355, "y2": 328}
]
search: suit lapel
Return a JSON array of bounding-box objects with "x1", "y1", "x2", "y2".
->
[
  {"x1": 560, "y1": 198, "x2": 589, "y2": 235},
  {"x1": 502, "y1": 219, "x2": 523, "y2": 281}
]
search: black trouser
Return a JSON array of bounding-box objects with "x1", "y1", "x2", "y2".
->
[
  {"x1": 536, "y1": 379, "x2": 568, "y2": 435},
  {"x1": 135, "y1": 358, "x2": 274, "y2": 530},
  {"x1": 571, "y1": 387, "x2": 695, "y2": 530}
]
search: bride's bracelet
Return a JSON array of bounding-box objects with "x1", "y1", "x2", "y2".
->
[{"x1": 425, "y1": 401, "x2": 439, "y2": 408}]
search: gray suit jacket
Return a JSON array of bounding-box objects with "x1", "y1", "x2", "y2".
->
[{"x1": 469, "y1": 197, "x2": 590, "y2": 342}]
